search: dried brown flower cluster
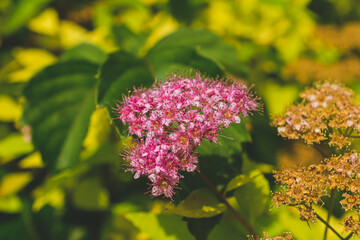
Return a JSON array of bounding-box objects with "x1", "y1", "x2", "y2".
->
[
  {"x1": 273, "y1": 152, "x2": 360, "y2": 236},
  {"x1": 283, "y1": 57, "x2": 360, "y2": 84},
  {"x1": 272, "y1": 83, "x2": 360, "y2": 237},
  {"x1": 283, "y1": 23, "x2": 360, "y2": 84},
  {"x1": 249, "y1": 232, "x2": 294, "y2": 240},
  {"x1": 315, "y1": 23, "x2": 360, "y2": 52},
  {"x1": 272, "y1": 83, "x2": 360, "y2": 148}
]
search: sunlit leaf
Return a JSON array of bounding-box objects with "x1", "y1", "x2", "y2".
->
[
  {"x1": 0, "y1": 133, "x2": 33, "y2": 164},
  {"x1": 22, "y1": 61, "x2": 98, "y2": 171},
  {"x1": 169, "y1": 188, "x2": 226, "y2": 218},
  {"x1": 261, "y1": 82, "x2": 299, "y2": 114},
  {"x1": 32, "y1": 187, "x2": 64, "y2": 212},
  {"x1": 0, "y1": 173, "x2": 32, "y2": 197},
  {"x1": 0, "y1": 95, "x2": 22, "y2": 122},
  {"x1": 72, "y1": 178, "x2": 109, "y2": 211},
  {"x1": 81, "y1": 107, "x2": 111, "y2": 158},
  {"x1": 225, "y1": 174, "x2": 251, "y2": 193},
  {"x1": 124, "y1": 212, "x2": 195, "y2": 240},
  {"x1": 19, "y1": 152, "x2": 43, "y2": 168},
  {"x1": 59, "y1": 21, "x2": 88, "y2": 48},
  {"x1": 0, "y1": 196, "x2": 22, "y2": 213},
  {"x1": 234, "y1": 170, "x2": 270, "y2": 224},
  {"x1": 9, "y1": 48, "x2": 57, "y2": 82},
  {"x1": 27, "y1": 8, "x2": 59, "y2": 36}
]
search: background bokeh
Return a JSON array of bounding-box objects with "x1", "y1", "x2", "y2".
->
[{"x1": 1, "y1": 0, "x2": 360, "y2": 239}]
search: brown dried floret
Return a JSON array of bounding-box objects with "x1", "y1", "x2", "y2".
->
[
  {"x1": 272, "y1": 83, "x2": 360, "y2": 148},
  {"x1": 344, "y1": 215, "x2": 360, "y2": 237}
]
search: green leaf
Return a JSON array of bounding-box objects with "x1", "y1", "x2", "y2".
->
[
  {"x1": 0, "y1": 133, "x2": 33, "y2": 163},
  {"x1": 169, "y1": 188, "x2": 226, "y2": 218},
  {"x1": 72, "y1": 177, "x2": 109, "y2": 211},
  {"x1": 225, "y1": 174, "x2": 251, "y2": 193},
  {"x1": 234, "y1": 170, "x2": 270, "y2": 224},
  {"x1": 147, "y1": 46, "x2": 223, "y2": 80},
  {"x1": 97, "y1": 51, "x2": 154, "y2": 107},
  {"x1": 0, "y1": 196, "x2": 22, "y2": 213},
  {"x1": 112, "y1": 25, "x2": 148, "y2": 54},
  {"x1": 146, "y1": 29, "x2": 246, "y2": 76},
  {"x1": 0, "y1": 215, "x2": 30, "y2": 239},
  {"x1": 183, "y1": 215, "x2": 222, "y2": 240},
  {"x1": 208, "y1": 215, "x2": 248, "y2": 240},
  {"x1": 197, "y1": 121, "x2": 251, "y2": 158},
  {"x1": 22, "y1": 61, "x2": 98, "y2": 171},
  {"x1": 60, "y1": 43, "x2": 106, "y2": 65},
  {"x1": 124, "y1": 212, "x2": 195, "y2": 240},
  {"x1": 168, "y1": 0, "x2": 208, "y2": 24},
  {"x1": 261, "y1": 82, "x2": 299, "y2": 115},
  {"x1": 2, "y1": 0, "x2": 51, "y2": 36}
]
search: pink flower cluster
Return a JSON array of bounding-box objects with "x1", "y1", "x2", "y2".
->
[{"x1": 117, "y1": 74, "x2": 259, "y2": 198}]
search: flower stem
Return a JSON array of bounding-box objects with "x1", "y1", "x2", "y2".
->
[
  {"x1": 312, "y1": 145, "x2": 329, "y2": 159},
  {"x1": 324, "y1": 189, "x2": 335, "y2": 240},
  {"x1": 315, "y1": 212, "x2": 344, "y2": 240},
  {"x1": 344, "y1": 232, "x2": 353, "y2": 240},
  {"x1": 195, "y1": 169, "x2": 258, "y2": 238}
]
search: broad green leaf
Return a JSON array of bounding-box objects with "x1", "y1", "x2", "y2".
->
[
  {"x1": 234, "y1": 170, "x2": 270, "y2": 224},
  {"x1": 169, "y1": 188, "x2": 226, "y2": 218},
  {"x1": 0, "y1": 215, "x2": 30, "y2": 239},
  {"x1": 197, "y1": 121, "x2": 251, "y2": 158},
  {"x1": 225, "y1": 174, "x2": 251, "y2": 193},
  {"x1": 97, "y1": 51, "x2": 154, "y2": 107},
  {"x1": 147, "y1": 46, "x2": 223, "y2": 80},
  {"x1": 183, "y1": 215, "x2": 222, "y2": 240},
  {"x1": 146, "y1": 29, "x2": 246, "y2": 76},
  {"x1": 208, "y1": 214, "x2": 248, "y2": 240},
  {"x1": 2, "y1": 0, "x2": 51, "y2": 36},
  {"x1": 72, "y1": 178, "x2": 109, "y2": 211},
  {"x1": 168, "y1": 0, "x2": 208, "y2": 24},
  {"x1": 22, "y1": 61, "x2": 98, "y2": 171},
  {"x1": 124, "y1": 212, "x2": 195, "y2": 240},
  {"x1": 0, "y1": 133, "x2": 33, "y2": 164},
  {"x1": 112, "y1": 24, "x2": 148, "y2": 54},
  {"x1": 60, "y1": 43, "x2": 106, "y2": 65}
]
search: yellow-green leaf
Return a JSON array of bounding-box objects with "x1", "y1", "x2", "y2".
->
[
  {"x1": 0, "y1": 133, "x2": 33, "y2": 164},
  {"x1": 0, "y1": 173, "x2": 32, "y2": 197},
  {"x1": 0, "y1": 196, "x2": 22, "y2": 213},
  {"x1": 225, "y1": 174, "x2": 251, "y2": 193},
  {"x1": 72, "y1": 178, "x2": 109, "y2": 211},
  {"x1": 124, "y1": 212, "x2": 195, "y2": 240},
  {"x1": 0, "y1": 95, "x2": 22, "y2": 122},
  {"x1": 169, "y1": 188, "x2": 226, "y2": 218},
  {"x1": 27, "y1": 8, "x2": 59, "y2": 36}
]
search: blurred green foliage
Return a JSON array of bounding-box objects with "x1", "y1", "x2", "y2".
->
[{"x1": 1, "y1": 0, "x2": 360, "y2": 239}]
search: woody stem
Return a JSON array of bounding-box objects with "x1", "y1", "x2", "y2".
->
[
  {"x1": 324, "y1": 189, "x2": 335, "y2": 240},
  {"x1": 195, "y1": 169, "x2": 258, "y2": 238}
]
